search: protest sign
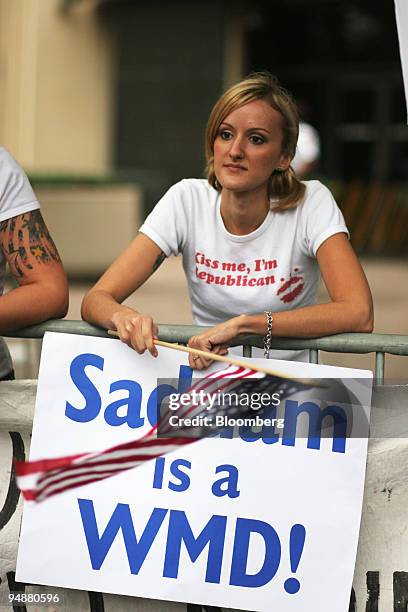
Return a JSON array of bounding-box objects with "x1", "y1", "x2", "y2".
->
[{"x1": 16, "y1": 332, "x2": 372, "y2": 612}]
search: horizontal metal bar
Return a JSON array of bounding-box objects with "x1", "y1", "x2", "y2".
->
[
  {"x1": 7, "y1": 320, "x2": 112, "y2": 340},
  {"x1": 4, "y1": 320, "x2": 408, "y2": 357}
]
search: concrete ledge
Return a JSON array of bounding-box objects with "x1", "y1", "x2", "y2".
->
[{"x1": 37, "y1": 184, "x2": 142, "y2": 278}]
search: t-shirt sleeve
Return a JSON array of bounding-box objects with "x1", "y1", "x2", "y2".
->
[
  {"x1": 139, "y1": 180, "x2": 189, "y2": 256},
  {"x1": 299, "y1": 181, "x2": 349, "y2": 257},
  {"x1": 0, "y1": 148, "x2": 40, "y2": 222}
]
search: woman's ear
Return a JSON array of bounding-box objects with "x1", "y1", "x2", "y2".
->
[{"x1": 277, "y1": 153, "x2": 291, "y2": 171}]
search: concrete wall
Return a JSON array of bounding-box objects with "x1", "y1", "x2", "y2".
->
[
  {"x1": 0, "y1": 0, "x2": 113, "y2": 173},
  {"x1": 36, "y1": 183, "x2": 142, "y2": 277}
]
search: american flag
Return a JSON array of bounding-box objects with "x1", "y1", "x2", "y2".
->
[{"x1": 15, "y1": 364, "x2": 308, "y2": 503}]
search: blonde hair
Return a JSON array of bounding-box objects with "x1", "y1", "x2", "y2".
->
[{"x1": 205, "y1": 72, "x2": 305, "y2": 211}]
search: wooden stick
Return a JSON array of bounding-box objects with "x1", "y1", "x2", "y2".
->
[
  {"x1": 107, "y1": 330, "x2": 316, "y2": 385},
  {"x1": 155, "y1": 339, "x2": 278, "y2": 375}
]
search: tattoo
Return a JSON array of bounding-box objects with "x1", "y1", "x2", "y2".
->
[
  {"x1": 0, "y1": 210, "x2": 61, "y2": 278},
  {"x1": 152, "y1": 251, "x2": 166, "y2": 272}
]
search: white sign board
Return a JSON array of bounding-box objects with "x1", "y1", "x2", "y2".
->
[{"x1": 17, "y1": 332, "x2": 372, "y2": 612}]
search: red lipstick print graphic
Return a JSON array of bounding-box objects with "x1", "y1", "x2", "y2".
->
[{"x1": 277, "y1": 268, "x2": 304, "y2": 303}]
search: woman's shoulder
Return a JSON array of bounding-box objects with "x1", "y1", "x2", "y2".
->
[
  {"x1": 163, "y1": 178, "x2": 218, "y2": 210},
  {"x1": 296, "y1": 179, "x2": 347, "y2": 246},
  {"x1": 273, "y1": 180, "x2": 334, "y2": 218},
  {"x1": 301, "y1": 179, "x2": 334, "y2": 200},
  {"x1": 298, "y1": 179, "x2": 339, "y2": 213},
  {"x1": 172, "y1": 178, "x2": 216, "y2": 196}
]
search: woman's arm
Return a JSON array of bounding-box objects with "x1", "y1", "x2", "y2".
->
[
  {"x1": 240, "y1": 233, "x2": 373, "y2": 337},
  {"x1": 81, "y1": 233, "x2": 167, "y2": 357},
  {"x1": 0, "y1": 210, "x2": 68, "y2": 333},
  {"x1": 187, "y1": 233, "x2": 373, "y2": 369}
]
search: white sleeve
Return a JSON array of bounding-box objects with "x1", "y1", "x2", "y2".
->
[
  {"x1": 139, "y1": 180, "x2": 189, "y2": 256},
  {"x1": 299, "y1": 181, "x2": 349, "y2": 257},
  {"x1": 0, "y1": 148, "x2": 40, "y2": 222}
]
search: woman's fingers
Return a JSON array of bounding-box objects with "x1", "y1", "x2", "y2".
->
[
  {"x1": 187, "y1": 334, "x2": 230, "y2": 370},
  {"x1": 191, "y1": 356, "x2": 212, "y2": 370},
  {"x1": 189, "y1": 353, "x2": 203, "y2": 369},
  {"x1": 188, "y1": 335, "x2": 205, "y2": 369},
  {"x1": 130, "y1": 316, "x2": 156, "y2": 355},
  {"x1": 114, "y1": 311, "x2": 158, "y2": 357},
  {"x1": 188, "y1": 348, "x2": 211, "y2": 370},
  {"x1": 116, "y1": 320, "x2": 134, "y2": 346},
  {"x1": 127, "y1": 318, "x2": 145, "y2": 354},
  {"x1": 213, "y1": 344, "x2": 229, "y2": 356},
  {"x1": 141, "y1": 317, "x2": 158, "y2": 357}
]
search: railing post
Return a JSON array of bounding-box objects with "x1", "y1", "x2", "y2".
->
[
  {"x1": 242, "y1": 345, "x2": 252, "y2": 358},
  {"x1": 375, "y1": 352, "x2": 385, "y2": 385},
  {"x1": 309, "y1": 349, "x2": 319, "y2": 364}
]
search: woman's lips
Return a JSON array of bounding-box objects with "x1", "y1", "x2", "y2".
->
[{"x1": 223, "y1": 164, "x2": 247, "y2": 172}]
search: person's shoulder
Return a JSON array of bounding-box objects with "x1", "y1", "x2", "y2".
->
[
  {"x1": 301, "y1": 179, "x2": 335, "y2": 203},
  {"x1": 154, "y1": 179, "x2": 216, "y2": 219},
  {"x1": 0, "y1": 147, "x2": 23, "y2": 174},
  {"x1": 296, "y1": 181, "x2": 338, "y2": 221},
  {"x1": 177, "y1": 178, "x2": 216, "y2": 195},
  {"x1": 302, "y1": 179, "x2": 330, "y2": 195},
  {"x1": 167, "y1": 178, "x2": 217, "y2": 205},
  {"x1": 0, "y1": 147, "x2": 12, "y2": 162},
  {"x1": 0, "y1": 147, "x2": 39, "y2": 217}
]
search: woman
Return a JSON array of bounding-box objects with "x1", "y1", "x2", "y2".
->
[
  {"x1": 81, "y1": 72, "x2": 373, "y2": 368},
  {"x1": 0, "y1": 147, "x2": 68, "y2": 380}
]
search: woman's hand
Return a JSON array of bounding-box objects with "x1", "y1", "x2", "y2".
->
[
  {"x1": 111, "y1": 307, "x2": 158, "y2": 357},
  {"x1": 187, "y1": 315, "x2": 245, "y2": 369}
]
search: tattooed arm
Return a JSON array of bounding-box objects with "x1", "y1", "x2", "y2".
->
[
  {"x1": 0, "y1": 210, "x2": 68, "y2": 333},
  {"x1": 81, "y1": 233, "x2": 167, "y2": 356}
]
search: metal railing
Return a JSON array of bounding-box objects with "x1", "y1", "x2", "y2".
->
[{"x1": 5, "y1": 320, "x2": 408, "y2": 384}]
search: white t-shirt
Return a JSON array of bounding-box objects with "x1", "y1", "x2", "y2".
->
[
  {"x1": 0, "y1": 148, "x2": 40, "y2": 376},
  {"x1": 140, "y1": 178, "x2": 348, "y2": 361}
]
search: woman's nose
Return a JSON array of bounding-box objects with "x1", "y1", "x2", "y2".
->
[{"x1": 228, "y1": 137, "x2": 244, "y2": 160}]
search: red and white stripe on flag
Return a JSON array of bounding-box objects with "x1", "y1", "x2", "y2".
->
[{"x1": 15, "y1": 364, "x2": 258, "y2": 503}]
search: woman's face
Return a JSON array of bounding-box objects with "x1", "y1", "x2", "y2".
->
[{"x1": 213, "y1": 99, "x2": 290, "y2": 196}]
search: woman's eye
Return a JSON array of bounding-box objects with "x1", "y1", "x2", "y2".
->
[
  {"x1": 219, "y1": 130, "x2": 233, "y2": 140},
  {"x1": 249, "y1": 134, "x2": 265, "y2": 145}
]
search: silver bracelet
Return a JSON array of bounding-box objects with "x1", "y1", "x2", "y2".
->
[{"x1": 263, "y1": 311, "x2": 273, "y2": 359}]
